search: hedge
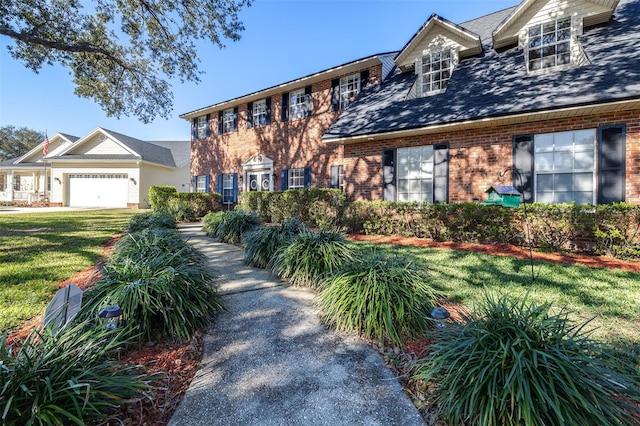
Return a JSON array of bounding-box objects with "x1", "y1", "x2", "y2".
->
[
  {"x1": 239, "y1": 190, "x2": 640, "y2": 259},
  {"x1": 240, "y1": 188, "x2": 346, "y2": 228},
  {"x1": 149, "y1": 186, "x2": 221, "y2": 220}
]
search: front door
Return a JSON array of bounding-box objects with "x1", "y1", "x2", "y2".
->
[{"x1": 248, "y1": 173, "x2": 271, "y2": 192}]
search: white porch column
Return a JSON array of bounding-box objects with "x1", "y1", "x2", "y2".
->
[{"x1": 6, "y1": 170, "x2": 13, "y2": 201}]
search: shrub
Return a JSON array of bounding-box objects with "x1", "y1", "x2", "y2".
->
[
  {"x1": 167, "y1": 196, "x2": 197, "y2": 222},
  {"x1": 0, "y1": 321, "x2": 151, "y2": 425},
  {"x1": 593, "y1": 203, "x2": 640, "y2": 258},
  {"x1": 128, "y1": 210, "x2": 175, "y2": 232},
  {"x1": 82, "y1": 227, "x2": 223, "y2": 342},
  {"x1": 148, "y1": 185, "x2": 177, "y2": 210},
  {"x1": 203, "y1": 209, "x2": 262, "y2": 244},
  {"x1": 270, "y1": 229, "x2": 355, "y2": 289},
  {"x1": 202, "y1": 210, "x2": 227, "y2": 237},
  {"x1": 317, "y1": 250, "x2": 440, "y2": 347},
  {"x1": 243, "y1": 218, "x2": 308, "y2": 268},
  {"x1": 415, "y1": 294, "x2": 640, "y2": 426},
  {"x1": 241, "y1": 188, "x2": 346, "y2": 227}
]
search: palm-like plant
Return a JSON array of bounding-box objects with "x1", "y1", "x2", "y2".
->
[
  {"x1": 415, "y1": 293, "x2": 640, "y2": 426},
  {"x1": 270, "y1": 228, "x2": 355, "y2": 289},
  {"x1": 243, "y1": 217, "x2": 307, "y2": 268},
  {"x1": 317, "y1": 250, "x2": 440, "y2": 347},
  {"x1": 0, "y1": 321, "x2": 152, "y2": 425}
]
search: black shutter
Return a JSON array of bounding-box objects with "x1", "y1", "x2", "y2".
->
[
  {"x1": 434, "y1": 143, "x2": 449, "y2": 203},
  {"x1": 512, "y1": 135, "x2": 534, "y2": 203},
  {"x1": 233, "y1": 107, "x2": 238, "y2": 131},
  {"x1": 205, "y1": 114, "x2": 211, "y2": 137},
  {"x1": 192, "y1": 118, "x2": 197, "y2": 140},
  {"x1": 192, "y1": 176, "x2": 197, "y2": 193},
  {"x1": 382, "y1": 149, "x2": 396, "y2": 201},
  {"x1": 218, "y1": 111, "x2": 223, "y2": 135},
  {"x1": 304, "y1": 85, "x2": 312, "y2": 117},
  {"x1": 265, "y1": 97, "x2": 272, "y2": 125},
  {"x1": 247, "y1": 102, "x2": 253, "y2": 129},
  {"x1": 331, "y1": 79, "x2": 340, "y2": 111},
  {"x1": 217, "y1": 174, "x2": 223, "y2": 195},
  {"x1": 205, "y1": 175, "x2": 211, "y2": 193},
  {"x1": 281, "y1": 169, "x2": 288, "y2": 190},
  {"x1": 281, "y1": 92, "x2": 289, "y2": 122},
  {"x1": 360, "y1": 70, "x2": 370, "y2": 89},
  {"x1": 304, "y1": 167, "x2": 311, "y2": 188},
  {"x1": 598, "y1": 125, "x2": 626, "y2": 204},
  {"x1": 330, "y1": 165, "x2": 339, "y2": 188}
]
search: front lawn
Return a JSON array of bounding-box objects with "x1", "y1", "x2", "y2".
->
[
  {"x1": 356, "y1": 242, "x2": 640, "y2": 344},
  {"x1": 0, "y1": 209, "x2": 141, "y2": 331}
]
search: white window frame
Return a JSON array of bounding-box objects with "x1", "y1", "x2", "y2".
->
[
  {"x1": 419, "y1": 50, "x2": 452, "y2": 96},
  {"x1": 197, "y1": 116, "x2": 208, "y2": 139},
  {"x1": 253, "y1": 99, "x2": 268, "y2": 127},
  {"x1": 527, "y1": 17, "x2": 572, "y2": 72},
  {"x1": 340, "y1": 73, "x2": 361, "y2": 109},
  {"x1": 196, "y1": 175, "x2": 207, "y2": 193},
  {"x1": 397, "y1": 146, "x2": 434, "y2": 203},
  {"x1": 289, "y1": 89, "x2": 309, "y2": 120},
  {"x1": 222, "y1": 108, "x2": 236, "y2": 133},
  {"x1": 222, "y1": 173, "x2": 234, "y2": 203},
  {"x1": 288, "y1": 168, "x2": 305, "y2": 189},
  {"x1": 534, "y1": 129, "x2": 596, "y2": 205}
]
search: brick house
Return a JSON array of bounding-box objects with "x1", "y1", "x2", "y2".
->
[{"x1": 182, "y1": 0, "x2": 640, "y2": 206}]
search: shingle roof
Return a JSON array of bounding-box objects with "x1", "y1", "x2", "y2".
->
[
  {"x1": 324, "y1": 0, "x2": 640, "y2": 141},
  {"x1": 148, "y1": 140, "x2": 191, "y2": 168}
]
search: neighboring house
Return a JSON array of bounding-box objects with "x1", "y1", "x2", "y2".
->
[
  {"x1": 0, "y1": 127, "x2": 190, "y2": 208},
  {"x1": 183, "y1": 0, "x2": 640, "y2": 206}
]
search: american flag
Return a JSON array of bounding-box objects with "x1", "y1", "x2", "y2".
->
[{"x1": 43, "y1": 133, "x2": 49, "y2": 157}]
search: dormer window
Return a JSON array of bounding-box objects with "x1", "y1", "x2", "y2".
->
[
  {"x1": 527, "y1": 17, "x2": 571, "y2": 72},
  {"x1": 419, "y1": 50, "x2": 452, "y2": 96}
]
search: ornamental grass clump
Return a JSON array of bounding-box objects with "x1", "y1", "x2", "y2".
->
[
  {"x1": 0, "y1": 321, "x2": 151, "y2": 425},
  {"x1": 203, "y1": 209, "x2": 262, "y2": 244},
  {"x1": 270, "y1": 228, "x2": 355, "y2": 289},
  {"x1": 128, "y1": 210, "x2": 175, "y2": 232},
  {"x1": 82, "y1": 227, "x2": 223, "y2": 342},
  {"x1": 415, "y1": 293, "x2": 640, "y2": 426},
  {"x1": 243, "y1": 217, "x2": 307, "y2": 268},
  {"x1": 317, "y1": 250, "x2": 440, "y2": 347}
]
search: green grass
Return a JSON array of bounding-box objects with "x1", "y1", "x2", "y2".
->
[
  {"x1": 355, "y1": 242, "x2": 640, "y2": 344},
  {"x1": 0, "y1": 210, "x2": 140, "y2": 332}
]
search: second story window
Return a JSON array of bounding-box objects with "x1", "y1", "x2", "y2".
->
[
  {"x1": 419, "y1": 50, "x2": 452, "y2": 96},
  {"x1": 527, "y1": 17, "x2": 571, "y2": 72},
  {"x1": 289, "y1": 88, "x2": 311, "y2": 120},
  {"x1": 197, "y1": 116, "x2": 209, "y2": 139},
  {"x1": 340, "y1": 73, "x2": 361, "y2": 109},
  {"x1": 253, "y1": 99, "x2": 268, "y2": 127},
  {"x1": 223, "y1": 108, "x2": 237, "y2": 133}
]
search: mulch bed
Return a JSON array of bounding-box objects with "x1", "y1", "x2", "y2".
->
[{"x1": 348, "y1": 234, "x2": 640, "y2": 272}]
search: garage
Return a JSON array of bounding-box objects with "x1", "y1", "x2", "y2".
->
[{"x1": 68, "y1": 174, "x2": 129, "y2": 207}]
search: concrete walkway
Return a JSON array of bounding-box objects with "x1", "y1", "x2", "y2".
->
[{"x1": 170, "y1": 223, "x2": 425, "y2": 426}]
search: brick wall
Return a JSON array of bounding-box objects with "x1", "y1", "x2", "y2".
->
[
  {"x1": 343, "y1": 108, "x2": 640, "y2": 203},
  {"x1": 191, "y1": 65, "x2": 382, "y2": 192}
]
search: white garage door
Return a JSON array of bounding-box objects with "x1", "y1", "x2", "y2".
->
[{"x1": 68, "y1": 174, "x2": 129, "y2": 207}]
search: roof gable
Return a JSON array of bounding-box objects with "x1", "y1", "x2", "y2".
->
[
  {"x1": 63, "y1": 128, "x2": 137, "y2": 157},
  {"x1": 395, "y1": 14, "x2": 482, "y2": 70},
  {"x1": 15, "y1": 133, "x2": 78, "y2": 164},
  {"x1": 493, "y1": 0, "x2": 619, "y2": 48}
]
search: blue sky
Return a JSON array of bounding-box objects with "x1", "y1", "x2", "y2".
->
[{"x1": 0, "y1": 0, "x2": 517, "y2": 142}]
